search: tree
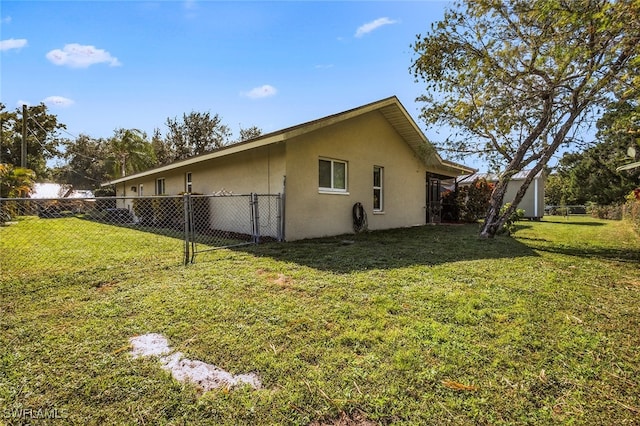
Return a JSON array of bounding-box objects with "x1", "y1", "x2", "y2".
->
[
  {"x1": 610, "y1": 98, "x2": 640, "y2": 171},
  {"x1": 0, "y1": 163, "x2": 36, "y2": 197},
  {"x1": 411, "y1": 0, "x2": 640, "y2": 237},
  {"x1": 544, "y1": 173, "x2": 567, "y2": 206},
  {"x1": 0, "y1": 103, "x2": 66, "y2": 179},
  {"x1": 150, "y1": 128, "x2": 173, "y2": 166},
  {"x1": 54, "y1": 134, "x2": 109, "y2": 190},
  {"x1": 552, "y1": 100, "x2": 640, "y2": 205},
  {"x1": 238, "y1": 125, "x2": 263, "y2": 142},
  {"x1": 106, "y1": 129, "x2": 155, "y2": 178},
  {"x1": 165, "y1": 111, "x2": 231, "y2": 161}
]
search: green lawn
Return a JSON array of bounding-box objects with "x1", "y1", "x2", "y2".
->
[{"x1": 1, "y1": 216, "x2": 639, "y2": 425}]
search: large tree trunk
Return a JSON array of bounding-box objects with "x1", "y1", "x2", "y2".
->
[
  {"x1": 479, "y1": 178, "x2": 509, "y2": 238},
  {"x1": 481, "y1": 167, "x2": 543, "y2": 238}
]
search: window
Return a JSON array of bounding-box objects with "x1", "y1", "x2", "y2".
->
[
  {"x1": 139, "y1": 184, "x2": 144, "y2": 196},
  {"x1": 185, "y1": 172, "x2": 193, "y2": 193},
  {"x1": 373, "y1": 166, "x2": 383, "y2": 211},
  {"x1": 319, "y1": 158, "x2": 347, "y2": 192},
  {"x1": 156, "y1": 178, "x2": 165, "y2": 195}
]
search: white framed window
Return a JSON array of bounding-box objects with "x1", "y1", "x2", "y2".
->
[
  {"x1": 139, "y1": 184, "x2": 144, "y2": 196},
  {"x1": 319, "y1": 158, "x2": 347, "y2": 192},
  {"x1": 185, "y1": 172, "x2": 193, "y2": 193},
  {"x1": 373, "y1": 166, "x2": 383, "y2": 212},
  {"x1": 156, "y1": 178, "x2": 165, "y2": 195}
]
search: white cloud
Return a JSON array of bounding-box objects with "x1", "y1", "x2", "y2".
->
[
  {"x1": 183, "y1": 0, "x2": 198, "y2": 19},
  {"x1": 242, "y1": 85, "x2": 277, "y2": 99},
  {"x1": 1, "y1": 16, "x2": 12, "y2": 24},
  {"x1": 0, "y1": 38, "x2": 27, "y2": 51},
  {"x1": 43, "y1": 96, "x2": 74, "y2": 107},
  {"x1": 355, "y1": 17, "x2": 398, "y2": 38},
  {"x1": 46, "y1": 43, "x2": 121, "y2": 68}
]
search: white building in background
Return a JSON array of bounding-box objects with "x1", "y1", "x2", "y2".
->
[{"x1": 31, "y1": 183, "x2": 94, "y2": 199}]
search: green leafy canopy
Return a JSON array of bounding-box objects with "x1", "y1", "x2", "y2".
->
[{"x1": 411, "y1": 0, "x2": 640, "y2": 237}]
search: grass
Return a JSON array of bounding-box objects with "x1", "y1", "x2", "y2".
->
[{"x1": 1, "y1": 216, "x2": 639, "y2": 425}]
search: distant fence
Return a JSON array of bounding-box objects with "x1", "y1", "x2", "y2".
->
[
  {"x1": 544, "y1": 205, "x2": 588, "y2": 216},
  {"x1": 0, "y1": 194, "x2": 283, "y2": 267}
]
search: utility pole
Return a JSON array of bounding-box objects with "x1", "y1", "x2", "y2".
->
[
  {"x1": 0, "y1": 116, "x2": 3, "y2": 165},
  {"x1": 21, "y1": 104, "x2": 27, "y2": 168}
]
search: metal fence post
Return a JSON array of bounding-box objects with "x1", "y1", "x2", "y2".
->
[
  {"x1": 276, "y1": 193, "x2": 283, "y2": 242},
  {"x1": 251, "y1": 193, "x2": 260, "y2": 244},
  {"x1": 183, "y1": 193, "x2": 191, "y2": 265}
]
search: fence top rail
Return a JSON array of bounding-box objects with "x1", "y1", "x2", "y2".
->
[
  {"x1": 189, "y1": 194, "x2": 253, "y2": 198},
  {"x1": 1, "y1": 193, "x2": 282, "y2": 202},
  {"x1": 0, "y1": 197, "x2": 103, "y2": 202}
]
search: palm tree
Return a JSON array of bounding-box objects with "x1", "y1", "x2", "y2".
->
[
  {"x1": 106, "y1": 129, "x2": 155, "y2": 178},
  {"x1": 0, "y1": 163, "x2": 36, "y2": 197}
]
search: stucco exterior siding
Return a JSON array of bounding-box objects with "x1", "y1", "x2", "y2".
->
[
  {"x1": 283, "y1": 111, "x2": 428, "y2": 241},
  {"x1": 115, "y1": 144, "x2": 285, "y2": 217},
  {"x1": 188, "y1": 144, "x2": 286, "y2": 195},
  {"x1": 118, "y1": 144, "x2": 285, "y2": 197}
]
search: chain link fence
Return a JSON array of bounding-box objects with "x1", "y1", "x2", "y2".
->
[
  {"x1": 186, "y1": 194, "x2": 283, "y2": 263},
  {"x1": 0, "y1": 194, "x2": 283, "y2": 275}
]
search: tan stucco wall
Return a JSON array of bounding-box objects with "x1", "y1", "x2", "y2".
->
[
  {"x1": 283, "y1": 110, "x2": 428, "y2": 240},
  {"x1": 114, "y1": 144, "x2": 286, "y2": 217},
  {"x1": 186, "y1": 143, "x2": 286, "y2": 195},
  {"x1": 120, "y1": 144, "x2": 285, "y2": 196}
]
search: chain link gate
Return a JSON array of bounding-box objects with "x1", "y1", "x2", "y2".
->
[{"x1": 182, "y1": 193, "x2": 283, "y2": 264}]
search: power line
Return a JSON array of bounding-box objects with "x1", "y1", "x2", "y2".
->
[
  {"x1": 28, "y1": 115, "x2": 100, "y2": 162},
  {"x1": 27, "y1": 127, "x2": 58, "y2": 158}
]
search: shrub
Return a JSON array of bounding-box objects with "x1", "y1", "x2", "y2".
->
[
  {"x1": 132, "y1": 197, "x2": 182, "y2": 228},
  {"x1": 132, "y1": 195, "x2": 210, "y2": 232},
  {"x1": 498, "y1": 203, "x2": 525, "y2": 235},
  {"x1": 588, "y1": 204, "x2": 623, "y2": 220},
  {"x1": 456, "y1": 178, "x2": 494, "y2": 222},
  {"x1": 623, "y1": 189, "x2": 640, "y2": 234},
  {"x1": 95, "y1": 197, "x2": 116, "y2": 211}
]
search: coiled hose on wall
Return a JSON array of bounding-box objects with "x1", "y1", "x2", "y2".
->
[{"x1": 352, "y1": 202, "x2": 368, "y2": 233}]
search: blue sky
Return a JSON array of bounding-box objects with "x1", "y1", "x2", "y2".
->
[{"x1": 1, "y1": 1, "x2": 488, "y2": 168}]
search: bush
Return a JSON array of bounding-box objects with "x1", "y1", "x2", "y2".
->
[
  {"x1": 456, "y1": 178, "x2": 494, "y2": 222},
  {"x1": 94, "y1": 199, "x2": 115, "y2": 211},
  {"x1": 1, "y1": 200, "x2": 21, "y2": 222},
  {"x1": 498, "y1": 203, "x2": 525, "y2": 235},
  {"x1": 132, "y1": 197, "x2": 182, "y2": 228},
  {"x1": 623, "y1": 189, "x2": 640, "y2": 234},
  {"x1": 588, "y1": 204, "x2": 623, "y2": 220},
  {"x1": 132, "y1": 195, "x2": 210, "y2": 232},
  {"x1": 37, "y1": 200, "x2": 89, "y2": 218}
]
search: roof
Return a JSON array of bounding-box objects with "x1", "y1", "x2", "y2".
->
[
  {"x1": 103, "y1": 96, "x2": 475, "y2": 186},
  {"x1": 457, "y1": 170, "x2": 543, "y2": 185},
  {"x1": 31, "y1": 183, "x2": 94, "y2": 199}
]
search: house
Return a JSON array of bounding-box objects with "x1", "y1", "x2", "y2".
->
[
  {"x1": 457, "y1": 170, "x2": 545, "y2": 220},
  {"x1": 103, "y1": 97, "x2": 474, "y2": 241},
  {"x1": 32, "y1": 183, "x2": 94, "y2": 199}
]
